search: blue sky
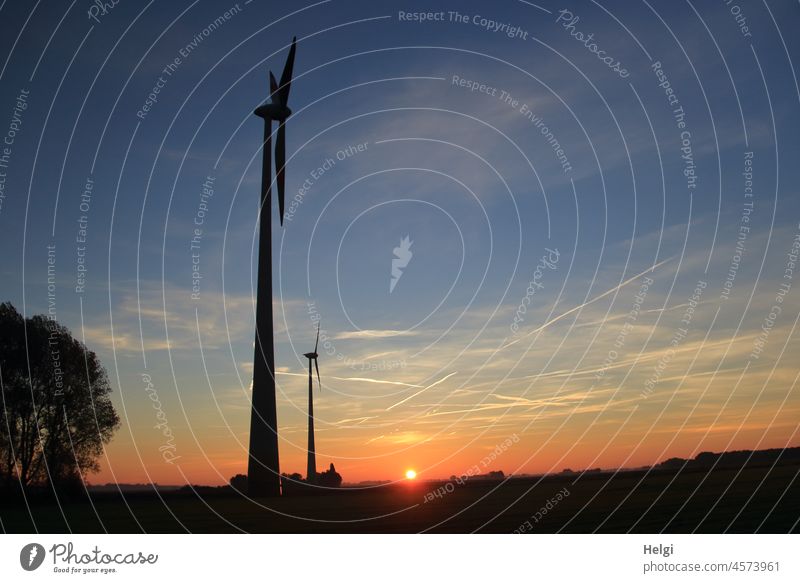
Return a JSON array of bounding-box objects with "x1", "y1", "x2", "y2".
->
[{"x1": 1, "y1": 0, "x2": 799, "y2": 484}]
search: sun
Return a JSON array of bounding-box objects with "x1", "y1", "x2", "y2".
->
[{"x1": 405, "y1": 469, "x2": 417, "y2": 480}]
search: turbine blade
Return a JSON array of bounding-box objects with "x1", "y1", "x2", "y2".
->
[
  {"x1": 275, "y1": 122, "x2": 286, "y2": 225},
  {"x1": 260, "y1": 123, "x2": 272, "y2": 209},
  {"x1": 269, "y1": 71, "x2": 278, "y2": 102},
  {"x1": 314, "y1": 322, "x2": 320, "y2": 353},
  {"x1": 279, "y1": 37, "x2": 296, "y2": 105},
  {"x1": 315, "y1": 358, "x2": 321, "y2": 391}
]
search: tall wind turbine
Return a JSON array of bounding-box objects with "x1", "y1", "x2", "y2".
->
[
  {"x1": 247, "y1": 37, "x2": 297, "y2": 497},
  {"x1": 303, "y1": 324, "x2": 321, "y2": 483}
]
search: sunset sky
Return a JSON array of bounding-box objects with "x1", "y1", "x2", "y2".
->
[{"x1": 1, "y1": 0, "x2": 799, "y2": 486}]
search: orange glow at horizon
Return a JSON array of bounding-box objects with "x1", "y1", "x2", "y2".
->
[
  {"x1": 84, "y1": 299, "x2": 800, "y2": 489},
  {"x1": 88, "y1": 424, "x2": 800, "y2": 488}
]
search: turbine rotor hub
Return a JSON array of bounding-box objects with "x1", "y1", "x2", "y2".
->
[{"x1": 254, "y1": 103, "x2": 292, "y2": 121}]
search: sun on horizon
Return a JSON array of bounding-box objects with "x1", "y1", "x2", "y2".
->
[{"x1": 405, "y1": 469, "x2": 417, "y2": 480}]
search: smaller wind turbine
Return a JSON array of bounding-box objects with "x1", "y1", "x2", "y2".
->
[{"x1": 304, "y1": 323, "x2": 321, "y2": 483}]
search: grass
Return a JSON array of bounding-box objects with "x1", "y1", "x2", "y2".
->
[{"x1": 2, "y1": 464, "x2": 798, "y2": 533}]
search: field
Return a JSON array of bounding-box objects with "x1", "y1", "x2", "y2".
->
[{"x1": 2, "y1": 464, "x2": 798, "y2": 533}]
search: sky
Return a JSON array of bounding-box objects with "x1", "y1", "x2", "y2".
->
[{"x1": 1, "y1": 0, "x2": 799, "y2": 486}]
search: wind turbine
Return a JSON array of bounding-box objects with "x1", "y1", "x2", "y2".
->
[
  {"x1": 247, "y1": 37, "x2": 297, "y2": 497},
  {"x1": 303, "y1": 323, "x2": 321, "y2": 483}
]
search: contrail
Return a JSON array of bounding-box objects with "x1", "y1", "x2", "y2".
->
[
  {"x1": 502, "y1": 257, "x2": 672, "y2": 350},
  {"x1": 335, "y1": 416, "x2": 376, "y2": 425},
  {"x1": 277, "y1": 370, "x2": 421, "y2": 388},
  {"x1": 386, "y1": 371, "x2": 458, "y2": 410},
  {"x1": 423, "y1": 401, "x2": 542, "y2": 417}
]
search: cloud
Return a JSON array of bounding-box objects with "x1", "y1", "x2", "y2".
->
[{"x1": 333, "y1": 329, "x2": 420, "y2": 340}]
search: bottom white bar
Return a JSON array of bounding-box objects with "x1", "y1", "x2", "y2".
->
[{"x1": 1, "y1": 534, "x2": 795, "y2": 582}]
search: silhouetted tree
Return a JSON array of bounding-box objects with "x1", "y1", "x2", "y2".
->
[
  {"x1": 0, "y1": 302, "x2": 119, "y2": 492},
  {"x1": 229, "y1": 473, "x2": 248, "y2": 491}
]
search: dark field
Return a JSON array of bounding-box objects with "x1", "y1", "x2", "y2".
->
[{"x1": 2, "y1": 464, "x2": 798, "y2": 533}]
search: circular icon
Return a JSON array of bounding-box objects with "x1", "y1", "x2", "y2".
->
[{"x1": 19, "y1": 543, "x2": 45, "y2": 571}]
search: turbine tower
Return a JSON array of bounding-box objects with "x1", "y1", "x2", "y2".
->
[
  {"x1": 247, "y1": 37, "x2": 296, "y2": 497},
  {"x1": 303, "y1": 324, "x2": 321, "y2": 483}
]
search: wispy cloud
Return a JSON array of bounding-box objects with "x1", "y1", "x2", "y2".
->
[{"x1": 334, "y1": 329, "x2": 420, "y2": 340}]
